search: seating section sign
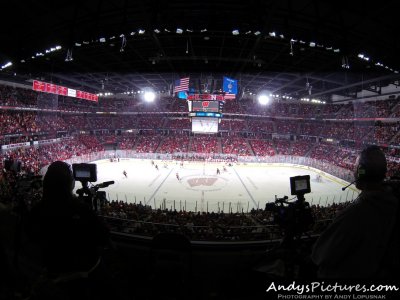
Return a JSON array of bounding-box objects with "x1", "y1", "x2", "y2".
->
[{"x1": 32, "y1": 80, "x2": 98, "y2": 102}]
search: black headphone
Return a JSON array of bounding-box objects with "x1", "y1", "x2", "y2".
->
[{"x1": 355, "y1": 145, "x2": 387, "y2": 183}]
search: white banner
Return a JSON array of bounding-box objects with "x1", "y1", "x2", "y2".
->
[
  {"x1": 1, "y1": 142, "x2": 30, "y2": 150},
  {"x1": 67, "y1": 88, "x2": 76, "y2": 97}
]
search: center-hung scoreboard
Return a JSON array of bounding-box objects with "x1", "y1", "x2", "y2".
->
[{"x1": 187, "y1": 94, "x2": 227, "y2": 134}]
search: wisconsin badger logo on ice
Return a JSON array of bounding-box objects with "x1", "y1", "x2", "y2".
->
[{"x1": 187, "y1": 177, "x2": 218, "y2": 187}]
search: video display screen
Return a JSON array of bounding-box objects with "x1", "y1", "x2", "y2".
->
[
  {"x1": 191, "y1": 101, "x2": 220, "y2": 112},
  {"x1": 191, "y1": 117, "x2": 219, "y2": 133}
]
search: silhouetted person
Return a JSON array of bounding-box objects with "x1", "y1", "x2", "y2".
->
[
  {"x1": 27, "y1": 161, "x2": 117, "y2": 299},
  {"x1": 312, "y1": 146, "x2": 399, "y2": 279}
]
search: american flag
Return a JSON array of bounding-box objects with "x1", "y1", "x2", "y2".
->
[
  {"x1": 224, "y1": 93, "x2": 236, "y2": 100},
  {"x1": 173, "y1": 77, "x2": 190, "y2": 93}
]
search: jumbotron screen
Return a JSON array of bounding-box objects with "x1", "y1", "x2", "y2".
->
[
  {"x1": 191, "y1": 100, "x2": 220, "y2": 113},
  {"x1": 191, "y1": 117, "x2": 219, "y2": 133}
]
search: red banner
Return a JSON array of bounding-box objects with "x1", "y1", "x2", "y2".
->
[
  {"x1": 187, "y1": 94, "x2": 225, "y2": 101},
  {"x1": 32, "y1": 80, "x2": 98, "y2": 102},
  {"x1": 57, "y1": 86, "x2": 67, "y2": 96},
  {"x1": 33, "y1": 80, "x2": 45, "y2": 92}
]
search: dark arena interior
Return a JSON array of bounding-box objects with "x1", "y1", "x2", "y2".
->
[{"x1": 1, "y1": 1, "x2": 400, "y2": 299}]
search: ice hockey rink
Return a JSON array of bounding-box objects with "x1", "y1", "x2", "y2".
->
[{"x1": 77, "y1": 158, "x2": 360, "y2": 212}]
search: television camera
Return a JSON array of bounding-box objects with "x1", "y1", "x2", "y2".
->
[
  {"x1": 72, "y1": 163, "x2": 114, "y2": 211},
  {"x1": 255, "y1": 175, "x2": 316, "y2": 279},
  {"x1": 265, "y1": 175, "x2": 314, "y2": 242}
]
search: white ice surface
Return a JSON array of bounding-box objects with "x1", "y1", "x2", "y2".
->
[{"x1": 74, "y1": 159, "x2": 359, "y2": 212}]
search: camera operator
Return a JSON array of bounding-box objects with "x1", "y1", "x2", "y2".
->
[
  {"x1": 26, "y1": 161, "x2": 117, "y2": 299},
  {"x1": 312, "y1": 145, "x2": 400, "y2": 279}
]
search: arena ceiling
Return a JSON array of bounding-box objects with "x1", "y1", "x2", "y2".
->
[{"x1": 1, "y1": 0, "x2": 400, "y2": 102}]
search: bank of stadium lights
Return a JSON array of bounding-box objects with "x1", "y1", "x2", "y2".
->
[
  {"x1": 143, "y1": 91, "x2": 156, "y2": 102},
  {"x1": 300, "y1": 98, "x2": 326, "y2": 104},
  {"x1": 44, "y1": 45, "x2": 62, "y2": 53},
  {"x1": 358, "y1": 53, "x2": 370, "y2": 61},
  {"x1": 1, "y1": 62, "x2": 12, "y2": 70},
  {"x1": 232, "y1": 30, "x2": 239, "y2": 35},
  {"x1": 258, "y1": 94, "x2": 270, "y2": 105},
  {"x1": 154, "y1": 29, "x2": 160, "y2": 34},
  {"x1": 176, "y1": 28, "x2": 183, "y2": 34},
  {"x1": 97, "y1": 92, "x2": 113, "y2": 97},
  {"x1": 254, "y1": 31, "x2": 261, "y2": 36},
  {"x1": 138, "y1": 29, "x2": 145, "y2": 34},
  {"x1": 269, "y1": 32, "x2": 276, "y2": 37}
]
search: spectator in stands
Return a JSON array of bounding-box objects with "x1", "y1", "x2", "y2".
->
[
  {"x1": 27, "y1": 161, "x2": 117, "y2": 299},
  {"x1": 312, "y1": 146, "x2": 399, "y2": 279}
]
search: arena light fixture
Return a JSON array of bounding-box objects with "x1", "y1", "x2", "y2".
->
[
  {"x1": 254, "y1": 31, "x2": 261, "y2": 35},
  {"x1": 232, "y1": 29, "x2": 239, "y2": 35},
  {"x1": 144, "y1": 91, "x2": 156, "y2": 102},
  {"x1": 1, "y1": 62, "x2": 12, "y2": 70},
  {"x1": 138, "y1": 29, "x2": 145, "y2": 34},
  {"x1": 258, "y1": 94, "x2": 270, "y2": 105},
  {"x1": 176, "y1": 28, "x2": 183, "y2": 34}
]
